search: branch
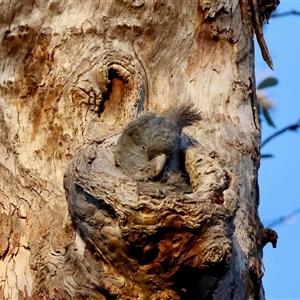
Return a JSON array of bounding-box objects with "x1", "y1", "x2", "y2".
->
[
  {"x1": 261, "y1": 118, "x2": 300, "y2": 148},
  {"x1": 251, "y1": 0, "x2": 274, "y2": 69},
  {"x1": 271, "y1": 10, "x2": 300, "y2": 18},
  {"x1": 266, "y1": 207, "x2": 300, "y2": 228}
]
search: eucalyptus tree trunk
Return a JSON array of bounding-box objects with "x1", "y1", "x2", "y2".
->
[{"x1": 0, "y1": 1, "x2": 277, "y2": 299}]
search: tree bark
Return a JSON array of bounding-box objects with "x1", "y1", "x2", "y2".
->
[{"x1": 0, "y1": 1, "x2": 276, "y2": 299}]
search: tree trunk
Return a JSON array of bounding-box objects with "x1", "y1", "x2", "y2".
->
[{"x1": 0, "y1": 1, "x2": 277, "y2": 299}]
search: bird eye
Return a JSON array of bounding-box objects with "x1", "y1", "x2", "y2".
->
[{"x1": 141, "y1": 145, "x2": 146, "y2": 151}]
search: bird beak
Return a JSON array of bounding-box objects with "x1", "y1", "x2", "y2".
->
[{"x1": 151, "y1": 154, "x2": 167, "y2": 177}]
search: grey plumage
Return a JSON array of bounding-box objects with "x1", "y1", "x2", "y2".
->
[{"x1": 114, "y1": 102, "x2": 201, "y2": 192}]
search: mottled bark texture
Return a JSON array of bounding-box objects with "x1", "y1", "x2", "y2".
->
[{"x1": 0, "y1": 1, "x2": 276, "y2": 299}]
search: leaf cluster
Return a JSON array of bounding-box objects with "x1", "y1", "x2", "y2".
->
[{"x1": 257, "y1": 77, "x2": 300, "y2": 157}]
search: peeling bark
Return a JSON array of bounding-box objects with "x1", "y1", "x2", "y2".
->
[{"x1": 0, "y1": 1, "x2": 277, "y2": 299}]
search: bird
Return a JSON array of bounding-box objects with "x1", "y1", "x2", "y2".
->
[{"x1": 114, "y1": 102, "x2": 201, "y2": 192}]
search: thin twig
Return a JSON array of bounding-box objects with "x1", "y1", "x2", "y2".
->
[
  {"x1": 271, "y1": 10, "x2": 300, "y2": 18},
  {"x1": 266, "y1": 207, "x2": 300, "y2": 228},
  {"x1": 261, "y1": 119, "x2": 300, "y2": 148}
]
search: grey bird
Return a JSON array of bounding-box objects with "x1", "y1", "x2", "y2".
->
[{"x1": 115, "y1": 102, "x2": 201, "y2": 192}]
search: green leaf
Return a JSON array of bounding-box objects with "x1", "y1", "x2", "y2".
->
[
  {"x1": 262, "y1": 107, "x2": 276, "y2": 127},
  {"x1": 257, "y1": 77, "x2": 279, "y2": 89}
]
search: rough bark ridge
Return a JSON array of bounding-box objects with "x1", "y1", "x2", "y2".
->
[{"x1": 0, "y1": 1, "x2": 274, "y2": 299}]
